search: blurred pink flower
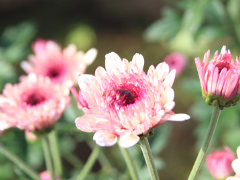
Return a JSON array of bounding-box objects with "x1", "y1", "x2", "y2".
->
[
  {"x1": 163, "y1": 52, "x2": 187, "y2": 75},
  {"x1": 39, "y1": 171, "x2": 60, "y2": 180},
  {"x1": 75, "y1": 52, "x2": 190, "y2": 148},
  {"x1": 21, "y1": 39, "x2": 97, "y2": 87},
  {"x1": 226, "y1": 146, "x2": 240, "y2": 180},
  {"x1": 206, "y1": 148, "x2": 235, "y2": 179},
  {"x1": 195, "y1": 45, "x2": 240, "y2": 108},
  {"x1": 0, "y1": 74, "x2": 70, "y2": 132}
]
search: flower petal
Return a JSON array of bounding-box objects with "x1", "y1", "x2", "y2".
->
[
  {"x1": 118, "y1": 133, "x2": 140, "y2": 148},
  {"x1": 93, "y1": 131, "x2": 118, "y2": 146},
  {"x1": 232, "y1": 159, "x2": 240, "y2": 176},
  {"x1": 195, "y1": 57, "x2": 206, "y2": 92},
  {"x1": 84, "y1": 48, "x2": 98, "y2": 65},
  {"x1": 131, "y1": 53, "x2": 144, "y2": 73},
  {"x1": 105, "y1": 52, "x2": 123, "y2": 75},
  {"x1": 163, "y1": 69, "x2": 176, "y2": 88},
  {"x1": 166, "y1": 113, "x2": 190, "y2": 121}
]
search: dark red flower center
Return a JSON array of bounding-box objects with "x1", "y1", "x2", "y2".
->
[
  {"x1": 47, "y1": 68, "x2": 61, "y2": 79},
  {"x1": 115, "y1": 89, "x2": 135, "y2": 106},
  {"x1": 25, "y1": 92, "x2": 46, "y2": 106}
]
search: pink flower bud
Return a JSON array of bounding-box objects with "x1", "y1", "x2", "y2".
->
[
  {"x1": 206, "y1": 148, "x2": 235, "y2": 179},
  {"x1": 195, "y1": 46, "x2": 240, "y2": 109}
]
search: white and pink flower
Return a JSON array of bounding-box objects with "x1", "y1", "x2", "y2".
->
[
  {"x1": 0, "y1": 73, "x2": 70, "y2": 132},
  {"x1": 195, "y1": 46, "x2": 240, "y2": 108},
  {"x1": 21, "y1": 39, "x2": 97, "y2": 87},
  {"x1": 74, "y1": 52, "x2": 190, "y2": 148}
]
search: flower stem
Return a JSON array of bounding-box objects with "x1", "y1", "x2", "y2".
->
[
  {"x1": 76, "y1": 145, "x2": 100, "y2": 180},
  {"x1": 118, "y1": 144, "x2": 139, "y2": 180},
  {"x1": 139, "y1": 137, "x2": 160, "y2": 180},
  {"x1": 188, "y1": 106, "x2": 221, "y2": 180},
  {"x1": 41, "y1": 134, "x2": 55, "y2": 180},
  {"x1": 0, "y1": 143, "x2": 41, "y2": 180},
  {"x1": 49, "y1": 130, "x2": 62, "y2": 176}
]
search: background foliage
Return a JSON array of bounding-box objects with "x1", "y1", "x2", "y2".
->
[{"x1": 0, "y1": 0, "x2": 240, "y2": 179}]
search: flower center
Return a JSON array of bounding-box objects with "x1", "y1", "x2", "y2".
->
[
  {"x1": 115, "y1": 89, "x2": 135, "y2": 106},
  {"x1": 215, "y1": 54, "x2": 232, "y2": 72},
  {"x1": 25, "y1": 92, "x2": 46, "y2": 106},
  {"x1": 47, "y1": 68, "x2": 60, "y2": 79}
]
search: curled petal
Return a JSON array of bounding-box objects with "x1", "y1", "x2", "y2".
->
[
  {"x1": 84, "y1": 48, "x2": 98, "y2": 65},
  {"x1": 118, "y1": 133, "x2": 140, "y2": 148},
  {"x1": 93, "y1": 131, "x2": 118, "y2": 146},
  {"x1": 165, "y1": 113, "x2": 190, "y2": 121}
]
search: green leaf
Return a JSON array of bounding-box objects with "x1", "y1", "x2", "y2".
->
[
  {"x1": 197, "y1": 25, "x2": 228, "y2": 40},
  {"x1": 206, "y1": 0, "x2": 226, "y2": 24},
  {"x1": 182, "y1": 2, "x2": 204, "y2": 34},
  {"x1": 143, "y1": 8, "x2": 181, "y2": 42},
  {"x1": 1, "y1": 21, "x2": 37, "y2": 47}
]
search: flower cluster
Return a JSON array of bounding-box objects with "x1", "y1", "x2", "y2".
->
[
  {"x1": 74, "y1": 52, "x2": 190, "y2": 148},
  {"x1": 0, "y1": 39, "x2": 97, "y2": 133}
]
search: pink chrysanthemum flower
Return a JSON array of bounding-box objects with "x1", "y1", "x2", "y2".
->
[
  {"x1": 206, "y1": 148, "x2": 235, "y2": 179},
  {"x1": 0, "y1": 74, "x2": 70, "y2": 132},
  {"x1": 163, "y1": 52, "x2": 187, "y2": 76},
  {"x1": 21, "y1": 39, "x2": 97, "y2": 87},
  {"x1": 226, "y1": 146, "x2": 240, "y2": 180},
  {"x1": 195, "y1": 45, "x2": 240, "y2": 109},
  {"x1": 74, "y1": 52, "x2": 190, "y2": 148}
]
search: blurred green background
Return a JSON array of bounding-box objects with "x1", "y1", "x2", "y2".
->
[{"x1": 1, "y1": 0, "x2": 240, "y2": 179}]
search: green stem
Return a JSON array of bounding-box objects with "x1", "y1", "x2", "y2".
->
[
  {"x1": 0, "y1": 143, "x2": 41, "y2": 180},
  {"x1": 88, "y1": 140, "x2": 112, "y2": 168},
  {"x1": 139, "y1": 137, "x2": 160, "y2": 180},
  {"x1": 41, "y1": 134, "x2": 55, "y2": 180},
  {"x1": 49, "y1": 130, "x2": 62, "y2": 176},
  {"x1": 118, "y1": 144, "x2": 139, "y2": 180},
  {"x1": 64, "y1": 152, "x2": 83, "y2": 169},
  {"x1": 76, "y1": 145, "x2": 100, "y2": 180},
  {"x1": 188, "y1": 106, "x2": 221, "y2": 180}
]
